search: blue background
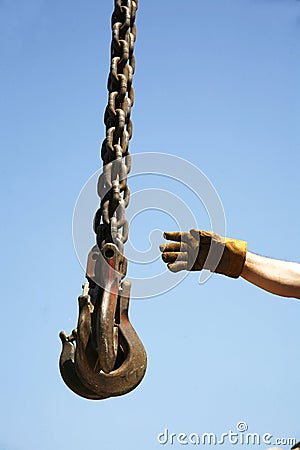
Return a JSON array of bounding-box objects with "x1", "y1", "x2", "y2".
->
[{"x1": 1, "y1": 0, "x2": 300, "y2": 449}]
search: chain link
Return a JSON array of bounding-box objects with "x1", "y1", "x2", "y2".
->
[{"x1": 94, "y1": 0, "x2": 138, "y2": 254}]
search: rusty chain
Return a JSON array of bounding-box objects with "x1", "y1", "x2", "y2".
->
[
  {"x1": 59, "y1": 0, "x2": 147, "y2": 399},
  {"x1": 94, "y1": 0, "x2": 138, "y2": 253}
]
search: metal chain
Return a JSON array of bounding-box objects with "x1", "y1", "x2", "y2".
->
[
  {"x1": 59, "y1": 0, "x2": 147, "y2": 399},
  {"x1": 94, "y1": 0, "x2": 138, "y2": 254}
]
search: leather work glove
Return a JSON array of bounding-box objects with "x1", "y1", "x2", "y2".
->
[{"x1": 160, "y1": 229, "x2": 247, "y2": 279}]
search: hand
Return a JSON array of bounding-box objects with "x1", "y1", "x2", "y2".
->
[{"x1": 160, "y1": 229, "x2": 247, "y2": 278}]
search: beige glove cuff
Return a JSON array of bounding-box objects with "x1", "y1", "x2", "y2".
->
[{"x1": 215, "y1": 238, "x2": 248, "y2": 278}]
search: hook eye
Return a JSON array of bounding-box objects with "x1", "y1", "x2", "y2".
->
[{"x1": 104, "y1": 248, "x2": 115, "y2": 258}]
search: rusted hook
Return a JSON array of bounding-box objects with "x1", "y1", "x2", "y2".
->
[
  {"x1": 59, "y1": 245, "x2": 147, "y2": 399},
  {"x1": 74, "y1": 279, "x2": 147, "y2": 398}
]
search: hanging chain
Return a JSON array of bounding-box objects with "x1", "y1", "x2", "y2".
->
[
  {"x1": 94, "y1": 0, "x2": 138, "y2": 253},
  {"x1": 59, "y1": 0, "x2": 147, "y2": 399}
]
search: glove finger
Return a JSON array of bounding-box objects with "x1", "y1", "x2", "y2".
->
[
  {"x1": 160, "y1": 242, "x2": 188, "y2": 252},
  {"x1": 167, "y1": 261, "x2": 188, "y2": 272},
  {"x1": 162, "y1": 251, "x2": 188, "y2": 263},
  {"x1": 163, "y1": 231, "x2": 191, "y2": 243},
  {"x1": 189, "y1": 228, "x2": 200, "y2": 240}
]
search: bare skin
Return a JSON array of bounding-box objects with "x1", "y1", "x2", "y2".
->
[{"x1": 241, "y1": 252, "x2": 300, "y2": 299}]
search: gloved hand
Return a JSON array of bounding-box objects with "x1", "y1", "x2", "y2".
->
[{"x1": 159, "y1": 229, "x2": 247, "y2": 278}]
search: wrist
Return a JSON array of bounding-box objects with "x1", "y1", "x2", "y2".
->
[{"x1": 215, "y1": 238, "x2": 248, "y2": 278}]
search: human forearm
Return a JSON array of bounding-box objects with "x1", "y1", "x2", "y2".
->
[{"x1": 241, "y1": 251, "x2": 300, "y2": 299}]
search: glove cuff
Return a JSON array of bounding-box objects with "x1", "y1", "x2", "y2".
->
[{"x1": 222, "y1": 238, "x2": 248, "y2": 278}]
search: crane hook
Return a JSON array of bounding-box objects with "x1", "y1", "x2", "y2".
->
[{"x1": 59, "y1": 246, "x2": 147, "y2": 399}]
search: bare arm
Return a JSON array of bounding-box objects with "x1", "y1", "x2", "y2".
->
[{"x1": 241, "y1": 251, "x2": 300, "y2": 299}]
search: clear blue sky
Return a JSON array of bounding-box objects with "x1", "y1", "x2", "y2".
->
[{"x1": 1, "y1": 0, "x2": 300, "y2": 449}]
